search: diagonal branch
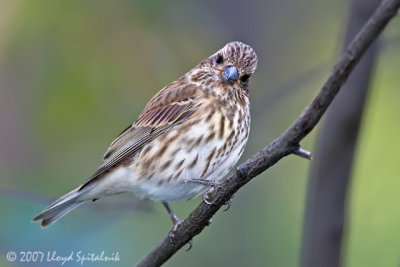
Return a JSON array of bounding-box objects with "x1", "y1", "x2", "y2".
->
[{"x1": 137, "y1": 0, "x2": 400, "y2": 266}]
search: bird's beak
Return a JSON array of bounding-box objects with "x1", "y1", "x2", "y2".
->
[{"x1": 223, "y1": 66, "x2": 239, "y2": 83}]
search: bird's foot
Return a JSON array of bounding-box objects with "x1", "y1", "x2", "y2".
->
[
  {"x1": 163, "y1": 201, "x2": 193, "y2": 250},
  {"x1": 203, "y1": 181, "x2": 221, "y2": 205},
  {"x1": 187, "y1": 179, "x2": 221, "y2": 204},
  {"x1": 168, "y1": 216, "x2": 182, "y2": 239},
  {"x1": 168, "y1": 216, "x2": 193, "y2": 251},
  {"x1": 223, "y1": 194, "x2": 235, "y2": 211}
]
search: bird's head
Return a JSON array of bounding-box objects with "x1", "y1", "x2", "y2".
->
[{"x1": 191, "y1": 41, "x2": 258, "y2": 95}]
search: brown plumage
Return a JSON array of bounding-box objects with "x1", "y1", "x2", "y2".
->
[{"x1": 33, "y1": 41, "x2": 258, "y2": 230}]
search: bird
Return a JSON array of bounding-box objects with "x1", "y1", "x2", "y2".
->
[{"x1": 32, "y1": 41, "x2": 258, "y2": 233}]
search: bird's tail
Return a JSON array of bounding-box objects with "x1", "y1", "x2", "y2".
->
[{"x1": 32, "y1": 186, "x2": 91, "y2": 227}]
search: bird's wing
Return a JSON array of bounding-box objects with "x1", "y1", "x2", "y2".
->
[{"x1": 79, "y1": 81, "x2": 200, "y2": 190}]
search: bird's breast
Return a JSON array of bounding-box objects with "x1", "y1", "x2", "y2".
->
[{"x1": 130, "y1": 99, "x2": 250, "y2": 201}]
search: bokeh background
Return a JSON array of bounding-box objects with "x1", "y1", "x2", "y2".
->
[{"x1": 1, "y1": 0, "x2": 399, "y2": 266}]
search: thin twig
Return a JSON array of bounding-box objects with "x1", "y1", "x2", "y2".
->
[{"x1": 137, "y1": 0, "x2": 400, "y2": 266}]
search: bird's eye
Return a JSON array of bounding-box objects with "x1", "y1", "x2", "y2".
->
[
  {"x1": 240, "y1": 74, "x2": 250, "y2": 82},
  {"x1": 216, "y1": 55, "x2": 223, "y2": 64}
]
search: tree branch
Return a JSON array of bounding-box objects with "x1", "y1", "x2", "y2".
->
[{"x1": 137, "y1": 0, "x2": 400, "y2": 266}]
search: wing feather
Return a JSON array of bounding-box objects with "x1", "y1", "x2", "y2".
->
[{"x1": 79, "y1": 82, "x2": 200, "y2": 190}]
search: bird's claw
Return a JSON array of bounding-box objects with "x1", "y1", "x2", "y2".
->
[
  {"x1": 223, "y1": 195, "x2": 234, "y2": 211},
  {"x1": 202, "y1": 181, "x2": 221, "y2": 205},
  {"x1": 185, "y1": 239, "x2": 193, "y2": 251},
  {"x1": 203, "y1": 193, "x2": 213, "y2": 205}
]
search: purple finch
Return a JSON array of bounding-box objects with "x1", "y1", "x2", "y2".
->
[{"x1": 33, "y1": 41, "x2": 258, "y2": 231}]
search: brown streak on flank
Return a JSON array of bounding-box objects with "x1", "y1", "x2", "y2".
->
[
  {"x1": 174, "y1": 169, "x2": 183, "y2": 180},
  {"x1": 137, "y1": 171, "x2": 146, "y2": 180},
  {"x1": 175, "y1": 159, "x2": 185, "y2": 170},
  {"x1": 228, "y1": 116, "x2": 234, "y2": 130},
  {"x1": 238, "y1": 145, "x2": 245, "y2": 156},
  {"x1": 227, "y1": 130, "x2": 235, "y2": 143},
  {"x1": 207, "y1": 147, "x2": 216, "y2": 162},
  {"x1": 201, "y1": 161, "x2": 210, "y2": 178},
  {"x1": 166, "y1": 174, "x2": 174, "y2": 182},
  {"x1": 156, "y1": 144, "x2": 169, "y2": 159},
  {"x1": 188, "y1": 154, "x2": 198, "y2": 169},
  {"x1": 221, "y1": 143, "x2": 227, "y2": 154},
  {"x1": 141, "y1": 158, "x2": 152, "y2": 172},
  {"x1": 202, "y1": 147, "x2": 216, "y2": 177},
  {"x1": 205, "y1": 132, "x2": 215, "y2": 143},
  {"x1": 216, "y1": 144, "x2": 225, "y2": 158},
  {"x1": 233, "y1": 134, "x2": 239, "y2": 145},
  {"x1": 171, "y1": 148, "x2": 181, "y2": 157},
  {"x1": 206, "y1": 109, "x2": 214, "y2": 122},
  {"x1": 160, "y1": 160, "x2": 172, "y2": 171},
  {"x1": 204, "y1": 104, "x2": 216, "y2": 121},
  {"x1": 190, "y1": 135, "x2": 203, "y2": 151},
  {"x1": 219, "y1": 115, "x2": 225, "y2": 139},
  {"x1": 146, "y1": 172, "x2": 155, "y2": 181},
  {"x1": 226, "y1": 145, "x2": 234, "y2": 155},
  {"x1": 239, "y1": 134, "x2": 248, "y2": 144},
  {"x1": 184, "y1": 138, "x2": 194, "y2": 146},
  {"x1": 179, "y1": 136, "x2": 188, "y2": 145},
  {"x1": 141, "y1": 144, "x2": 153, "y2": 158}
]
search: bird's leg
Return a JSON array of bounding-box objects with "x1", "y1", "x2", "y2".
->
[
  {"x1": 162, "y1": 201, "x2": 193, "y2": 250},
  {"x1": 162, "y1": 201, "x2": 181, "y2": 235},
  {"x1": 186, "y1": 178, "x2": 221, "y2": 205}
]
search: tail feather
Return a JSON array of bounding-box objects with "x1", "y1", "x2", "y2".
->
[
  {"x1": 32, "y1": 186, "x2": 92, "y2": 227},
  {"x1": 36, "y1": 202, "x2": 83, "y2": 227}
]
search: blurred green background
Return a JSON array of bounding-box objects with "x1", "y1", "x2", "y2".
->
[{"x1": 1, "y1": 0, "x2": 399, "y2": 266}]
